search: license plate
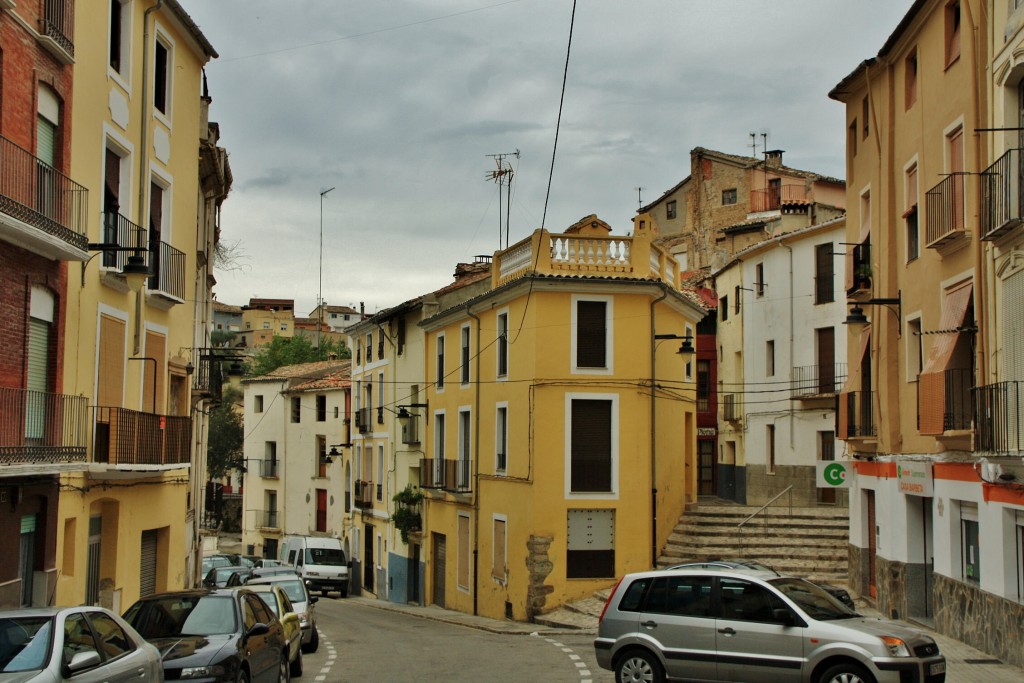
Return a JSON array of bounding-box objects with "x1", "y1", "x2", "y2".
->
[{"x1": 930, "y1": 661, "x2": 946, "y2": 675}]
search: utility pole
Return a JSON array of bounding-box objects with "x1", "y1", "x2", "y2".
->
[{"x1": 486, "y1": 150, "x2": 519, "y2": 249}]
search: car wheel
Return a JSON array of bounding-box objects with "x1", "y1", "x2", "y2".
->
[
  {"x1": 290, "y1": 647, "x2": 303, "y2": 677},
  {"x1": 339, "y1": 587, "x2": 347, "y2": 598},
  {"x1": 818, "y1": 663, "x2": 876, "y2": 683},
  {"x1": 306, "y1": 627, "x2": 319, "y2": 653},
  {"x1": 279, "y1": 651, "x2": 290, "y2": 682},
  {"x1": 615, "y1": 649, "x2": 664, "y2": 683},
  {"x1": 236, "y1": 668, "x2": 250, "y2": 683}
]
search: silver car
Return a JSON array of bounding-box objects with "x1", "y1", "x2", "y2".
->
[
  {"x1": 245, "y1": 575, "x2": 319, "y2": 653},
  {"x1": 594, "y1": 568, "x2": 946, "y2": 683},
  {"x1": 0, "y1": 605, "x2": 163, "y2": 682}
]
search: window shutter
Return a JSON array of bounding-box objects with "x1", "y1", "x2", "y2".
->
[
  {"x1": 36, "y1": 116, "x2": 56, "y2": 166},
  {"x1": 140, "y1": 530, "x2": 158, "y2": 597},
  {"x1": 576, "y1": 301, "x2": 606, "y2": 368},
  {"x1": 570, "y1": 399, "x2": 612, "y2": 492}
]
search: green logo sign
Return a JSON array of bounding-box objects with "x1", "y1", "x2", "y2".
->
[{"x1": 823, "y1": 463, "x2": 847, "y2": 486}]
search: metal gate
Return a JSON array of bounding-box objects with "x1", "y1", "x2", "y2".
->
[
  {"x1": 19, "y1": 515, "x2": 36, "y2": 606},
  {"x1": 363, "y1": 524, "x2": 374, "y2": 592},
  {"x1": 140, "y1": 530, "x2": 158, "y2": 597},
  {"x1": 432, "y1": 533, "x2": 446, "y2": 607},
  {"x1": 86, "y1": 516, "x2": 102, "y2": 605}
]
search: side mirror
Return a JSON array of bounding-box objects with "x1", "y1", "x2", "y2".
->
[
  {"x1": 309, "y1": 596, "x2": 319, "y2": 604},
  {"x1": 67, "y1": 650, "x2": 102, "y2": 673},
  {"x1": 283, "y1": 612, "x2": 299, "y2": 626},
  {"x1": 246, "y1": 623, "x2": 270, "y2": 638},
  {"x1": 772, "y1": 608, "x2": 797, "y2": 627}
]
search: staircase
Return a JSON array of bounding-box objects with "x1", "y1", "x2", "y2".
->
[
  {"x1": 656, "y1": 503, "x2": 850, "y2": 586},
  {"x1": 533, "y1": 502, "x2": 851, "y2": 631}
]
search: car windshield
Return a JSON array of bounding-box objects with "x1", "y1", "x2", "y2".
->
[
  {"x1": 125, "y1": 596, "x2": 238, "y2": 637},
  {"x1": 271, "y1": 580, "x2": 307, "y2": 605},
  {"x1": 305, "y1": 548, "x2": 345, "y2": 565},
  {"x1": 769, "y1": 578, "x2": 857, "y2": 620},
  {"x1": 251, "y1": 590, "x2": 279, "y2": 616},
  {"x1": 0, "y1": 616, "x2": 52, "y2": 673}
]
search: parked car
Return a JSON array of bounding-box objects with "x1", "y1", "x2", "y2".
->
[
  {"x1": 279, "y1": 536, "x2": 348, "y2": 598},
  {"x1": 666, "y1": 559, "x2": 856, "y2": 609},
  {"x1": 245, "y1": 583, "x2": 303, "y2": 677},
  {"x1": 245, "y1": 576, "x2": 319, "y2": 653},
  {"x1": 0, "y1": 605, "x2": 163, "y2": 682},
  {"x1": 123, "y1": 588, "x2": 288, "y2": 683},
  {"x1": 203, "y1": 565, "x2": 251, "y2": 589},
  {"x1": 594, "y1": 568, "x2": 946, "y2": 683},
  {"x1": 201, "y1": 554, "x2": 235, "y2": 576},
  {"x1": 254, "y1": 559, "x2": 285, "y2": 569},
  {"x1": 226, "y1": 566, "x2": 299, "y2": 589}
]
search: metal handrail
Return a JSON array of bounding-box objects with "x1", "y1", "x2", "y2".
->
[{"x1": 737, "y1": 485, "x2": 793, "y2": 557}]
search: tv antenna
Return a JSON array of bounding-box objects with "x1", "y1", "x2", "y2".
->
[
  {"x1": 486, "y1": 150, "x2": 519, "y2": 249},
  {"x1": 635, "y1": 186, "x2": 645, "y2": 210}
]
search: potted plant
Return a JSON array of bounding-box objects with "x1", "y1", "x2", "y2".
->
[
  {"x1": 855, "y1": 263, "x2": 872, "y2": 288},
  {"x1": 390, "y1": 485, "x2": 423, "y2": 544}
]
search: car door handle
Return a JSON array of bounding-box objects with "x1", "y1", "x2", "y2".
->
[
  {"x1": 641, "y1": 620, "x2": 658, "y2": 628},
  {"x1": 718, "y1": 627, "x2": 736, "y2": 635}
]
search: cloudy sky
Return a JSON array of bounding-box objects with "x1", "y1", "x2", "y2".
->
[{"x1": 178, "y1": 0, "x2": 912, "y2": 317}]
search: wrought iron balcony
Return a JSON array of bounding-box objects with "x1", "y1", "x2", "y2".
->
[
  {"x1": 150, "y1": 240, "x2": 185, "y2": 300},
  {"x1": 749, "y1": 184, "x2": 808, "y2": 213},
  {"x1": 0, "y1": 135, "x2": 88, "y2": 257},
  {"x1": 723, "y1": 394, "x2": 740, "y2": 422},
  {"x1": 40, "y1": 0, "x2": 75, "y2": 61},
  {"x1": 93, "y1": 406, "x2": 191, "y2": 466},
  {"x1": 974, "y1": 381, "x2": 1022, "y2": 453},
  {"x1": 418, "y1": 458, "x2": 471, "y2": 493},
  {"x1": 842, "y1": 390, "x2": 875, "y2": 438},
  {"x1": 256, "y1": 509, "x2": 279, "y2": 529},
  {"x1": 353, "y1": 480, "x2": 373, "y2": 509},
  {"x1": 792, "y1": 363, "x2": 848, "y2": 399},
  {"x1": 0, "y1": 386, "x2": 89, "y2": 466},
  {"x1": 190, "y1": 348, "x2": 245, "y2": 400},
  {"x1": 925, "y1": 173, "x2": 967, "y2": 247},
  {"x1": 356, "y1": 407, "x2": 371, "y2": 434},
  {"x1": 981, "y1": 148, "x2": 1024, "y2": 241},
  {"x1": 100, "y1": 211, "x2": 149, "y2": 272}
]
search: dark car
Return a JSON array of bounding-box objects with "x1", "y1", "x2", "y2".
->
[
  {"x1": 203, "y1": 565, "x2": 251, "y2": 589},
  {"x1": 666, "y1": 559, "x2": 856, "y2": 609},
  {"x1": 123, "y1": 588, "x2": 289, "y2": 683}
]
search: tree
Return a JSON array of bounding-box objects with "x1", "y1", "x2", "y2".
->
[
  {"x1": 207, "y1": 386, "x2": 243, "y2": 480},
  {"x1": 247, "y1": 335, "x2": 350, "y2": 376}
]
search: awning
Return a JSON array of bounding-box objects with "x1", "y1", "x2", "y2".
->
[{"x1": 919, "y1": 282, "x2": 974, "y2": 435}]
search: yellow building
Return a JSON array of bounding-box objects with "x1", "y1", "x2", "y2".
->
[
  {"x1": 57, "y1": 0, "x2": 221, "y2": 609},
  {"x1": 418, "y1": 217, "x2": 705, "y2": 621},
  {"x1": 239, "y1": 298, "x2": 296, "y2": 348}
]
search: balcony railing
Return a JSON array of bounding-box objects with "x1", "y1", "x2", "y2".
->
[
  {"x1": 921, "y1": 367, "x2": 974, "y2": 432},
  {"x1": 354, "y1": 480, "x2": 373, "y2": 509},
  {"x1": 191, "y1": 348, "x2": 245, "y2": 400},
  {"x1": 260, "y1": 459, "x2": 279, "y2": 477},
  {"x1": 257, "y1": 510, "x2": 279, "y2": 529},
  {"x1": 0, "y1": 135, "x2": 88, "y2": 251},
  {"x1": 749, "y1": 184, "x2": 807, "y2": 213},
  {"x1": 792, "y1": 364, "x2": 848, "y2": 399},
  {"x1": 974, "y1": 381, "x2": 1022, "y2": 453},
  {"x1": 0, "y1": 386, "x2": 89, "y2": 465},
  {"x1": 418, "y1": 458, "x2": 472, "y2": 493},
  {"x1": 356, "y1": 407, "x2": 371, "y2": 434},
  {"x1": 93, "y1": 406, "x2": 191, "y2": 466},
  {"x1": 101, "y1": 211, "x2": 149, "y2": 271},
  {"x1": 150, "y1": 240, "x2": 185, "y2": 300},
  {"x1": 981, "y1": 148, "x2": 1024, "y2": 241},
  {"x1": 925, "y1": 173, "x2": 966, "y2": 247},
  {"x1": 41, "y1": 0, "x2": 75, "y2": 59},
  {"x1": 843, "y1": 390, "x2": 875, "y2": 438}
]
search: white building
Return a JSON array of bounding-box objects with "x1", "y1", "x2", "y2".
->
[
  {"x1": 240, "y1": 360, "x2": 351, "y2": 559},
  {"x1": 714, "y1": 217, "x2": 849, "y2": 506}
]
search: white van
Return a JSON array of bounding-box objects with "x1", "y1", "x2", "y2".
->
[{"x1": 280, "y1": 536, "x2": 349, "y2": 598}]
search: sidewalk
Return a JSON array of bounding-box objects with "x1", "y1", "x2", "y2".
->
[{"x1": 349, "y1": 594, "x2": 1024, "y2": 681}]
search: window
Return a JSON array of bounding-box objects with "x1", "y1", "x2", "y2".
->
[
  {"x1": 755, "y1": 263, "x2": 765, "y2": 297},
  {"x1": 262, "y1": 321, "x2": 270, "y2": 330},
  {"x1": 265, "y1": 442, "x2": 277, "y2": 477},
  {"x1": 569, "y1": 397, "x2": 614, "y2": 494},
  {"x1": 734, "y1": 286, "x2": 741, "y2": 314},
  {"x1": 849, "y1": 120, "x2": 858, "y2": 157},
  {"x1": 906, "y1": 163, "x2": 919, "y2": 262},
  {"x1": 948, "y1": 126, "x2": 965, "y2": 230},
  {"x1": 495, "y1": 404, "x2": 508, "y2": 473},
  {"x1": 722, "y1": 188, "x2": 737, "y2": 205},
  {"x1": 461, "y1": 325, "x2": 471, "y2": 384},
  {"x1": 766, "y1": 340, "x2": 775, "y2": 377},
  {"x1": 946, "y1": 1, "x2": 961, "y2": 66},
  {"x1": 366, "y1": 332, "x2": 373, "y2": 363},
  {"x1": 458, "y1": 409, "x2": 471, "y2": 489},
  {"x1": 720, "y1": 296, "x2": 729, "y2": 321},
  {"x1": 666, "y1": 200, "x2": 677, "y2": 219},
  {"x1": 719, "y1": 578, "x2": 789, "y2": 623},
  {"x1": 905, "y1": 50, "x2": 918, "y2": 109},
  {"x1": 492, "y1": 516, "x2": 507, "y2": 581},
  {"x1": 814, "y1": 243, "x2": 834, "y2": 304},
  {"x1": 907, "y1": 318, "x2": 923, "y2": 381},
  {"x1": 88, "y1": 611, "x2": 135, "y2": 658},
  {"x1": 153, "y1": 36, "x2": 170, "y2": 115},
  {"x1": 567, "y1": 509, "x2": 615, "y2": 578},
  {"x1": 696, "y1": 361, "x2": 711, "y2": 413},
  {"x1": 291, "y1": 397, "x2": 301, "y2": 423},
  {"x1": 315, "y1": 488, "x2": 327, "y2": 532},
  {"x1": 766, "y1": 424, "x2": 776, "y2": 474},
  {"x1": 862, "y1": 96, "x2": 869, "y2": 139},
  {"x1": 377, "y1": 371, "x2": 384, "y2": 423},
  {"x1": 497, "y1": 311, "x2": 509, "y2": 377},
  {"x1": 434, "y1": 413, "x2": 446, "y2": 482},
  {"x1": 644, "y1": 575, "x2": 713, "y2": 617},
  {"x1": 575, "y1": 298, "x2": 609, "y2": 370},
  {"x1": 436, "y1": 334, "x2": 445, "y2": 389},
  {"x1": 377, "y1": 326, "x2": 384, "y2": 359},
  {"x1": 109, "y1": 0, "x2": 128, "y2": 75},
  {"x1": 960, "y1": 501, "x2": 979, "y2": 583},
  {"x1": 397, "y1": 317, "x2": 406, "y2": 355},
  {"x1": 316, "y1": 395, "x2": 326, "y2": 422},
  {"x1": 377, "y1": 445, "x2": 384, "y2": 501},
  {"x1": 317, "y1": 436, "x2": 327, "y2": 478},
  {"x1": 458, "y1": 513, "x2": 471, "y2": 590},
  {"x1": 254, "y1": 395, "x2": 264, "y2": 413}
]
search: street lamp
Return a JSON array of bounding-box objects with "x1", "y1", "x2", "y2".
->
[{"x1": 845, "y1": 291, "x2": 902, "y2": 335}]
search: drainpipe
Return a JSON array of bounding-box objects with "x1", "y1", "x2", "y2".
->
[
  {"x1": 783, "y1": 242, "x2": 795, "y2": 445},
  {"x1": 467, "y1": 305, "x2": 481, "y2": 615},
  {"x1": 649, "y1": 285, "x2": 669, "y2": 569}
]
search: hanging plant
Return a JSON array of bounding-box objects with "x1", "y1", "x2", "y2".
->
[{"x1": 391, "y1": 485, "x2": 424, "y2": 544}]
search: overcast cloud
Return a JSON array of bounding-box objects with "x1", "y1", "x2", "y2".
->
[{"x1": 178, "y1": 0, "x2": 913, "y2": 316}]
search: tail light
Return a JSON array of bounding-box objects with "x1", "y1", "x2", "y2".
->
[{"x1": 598, "y1": 575, "x2": 625, "y2": 623}]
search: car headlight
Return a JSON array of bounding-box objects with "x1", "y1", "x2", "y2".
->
[
  {"x1": 179, "y1": 664, "x2": 226, "y2": 678},
  {"x1": 881, "y1": 636, "x2": 911, "y2": 657},
  {"x1": 306, "y1": 571, "x2": 320, "y2": 577}
]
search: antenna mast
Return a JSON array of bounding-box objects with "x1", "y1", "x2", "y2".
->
[{"x1": 486, "y1": 150, "x2": 519, "y2": 249}]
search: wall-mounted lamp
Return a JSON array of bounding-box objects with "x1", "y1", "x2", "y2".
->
[
  {"x1": 654, "y1": 333, "x2": 695, "y2": 357},
  {"x1": 845, "y1": 291, "x2": 902, "y2": 335},
  {"x1": 87, "y1": 241, "x2": 151, "y2": 291}
]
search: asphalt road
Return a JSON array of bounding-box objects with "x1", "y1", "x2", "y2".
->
[{"x1": 299, "y1": 596, "x2": 613, "y2": 682}]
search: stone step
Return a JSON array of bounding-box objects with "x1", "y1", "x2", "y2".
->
[
  {"x1": 533, "y1": 607, "x2": 598, "y2": 631},
  {"x1": 668, "y1": 528, "x2": 848, "y2": 543},
  {"x1": 660, "y1": 544, "x2": 846, "y2": 558},
  {"x1": 564, "y1": 596, "x2": 608, "y2": 619}
]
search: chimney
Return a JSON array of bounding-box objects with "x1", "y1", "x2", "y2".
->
[{"x1": 764, "y1": 149, "x2": 784, "y2": 168}]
